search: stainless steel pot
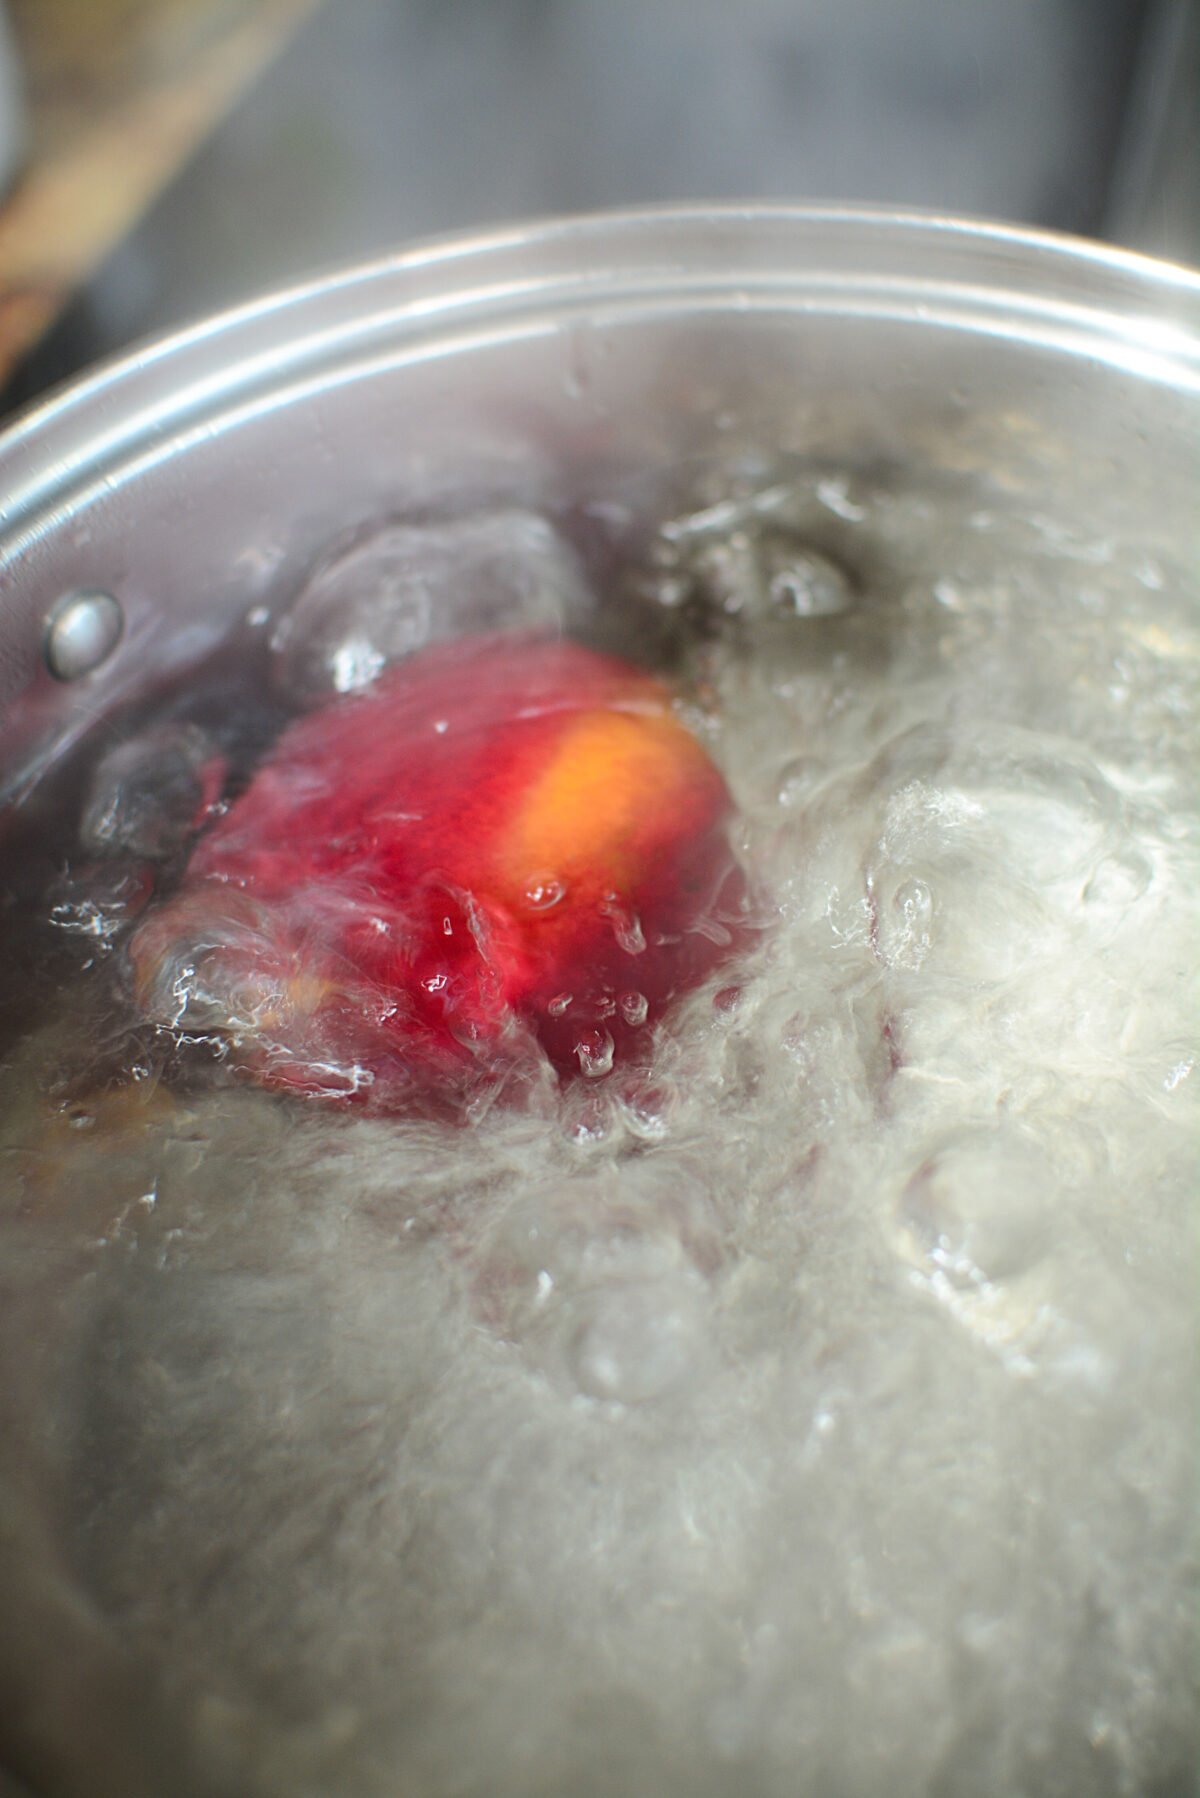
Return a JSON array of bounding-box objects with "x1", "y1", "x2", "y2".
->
[
  {"x1": 3, "y1": 206, "x2": 1199, "y2": 799},
  {"x1": 0, "y1": 207, "x2": 1198, "y2": 1798}
]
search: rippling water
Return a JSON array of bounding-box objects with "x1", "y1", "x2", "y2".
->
[{"x1": 1, "y1": 464, "x2": 1196, "y2": 1797}]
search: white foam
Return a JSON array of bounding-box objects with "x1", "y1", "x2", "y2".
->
[{"x1": 1, "y1": 470, "x2": 1196, "y2": 1796}]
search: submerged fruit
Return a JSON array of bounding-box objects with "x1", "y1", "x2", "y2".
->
[{"x1": 128, "y1": 635, "x2": 747, "y2": 1112}]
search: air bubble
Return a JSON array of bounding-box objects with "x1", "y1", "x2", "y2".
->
[
  {"x1": 568, "y1": 1278, "x2": 703, "y2": 1403},
  {"x1": 893, "y1": 1131, "x2": 1050, "y2": 1290},
  {"x1": 766, "y1": 546, "x2": 853, "y2": 619},
  {"x1": 523, "y1": 875, "x2": 567, "y2": 912},
  {"x1": 618, "y1": 991, "x2": 649, "y2": 1027},
  {"x1": 1082, "y1": 850, "x2": 1152, "y2": 910},
  {"x1": 561, "y1": 1089, "x2": 612, "y2": 1144},
  {"x1": 270, "y1": 510, "x2": 592, "y2": 706},
  {"x1": 615, "y1": 1076, "x2": 674, "y2": 1142},
  {"x1": 600, "y1": 898, "x2": 646, "y2": 955},
  {"x1": 574, "y1": 1028, "x2": 615, "y2": 1079},
  {"x1": 877, "y1": 876, "x2": 934, "y2": 971}
]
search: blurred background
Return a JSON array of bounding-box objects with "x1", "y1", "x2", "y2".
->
[{"x1": 0, "y1": 0, "x2": 1196, "y2": 418}]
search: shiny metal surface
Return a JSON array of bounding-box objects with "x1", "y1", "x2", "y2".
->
[
  {"x1": 43, "y1": 590, "x2": 124, "y2": 682},
  {"x1": 1, "y1": 204, "x2": 1199, "y2": 804},
  {"x1": 0, "y1": 204, "x2": 1198, "y2": 1794}
]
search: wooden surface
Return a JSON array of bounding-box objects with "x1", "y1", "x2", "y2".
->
[{"x1": 0, "y1": 0, "x2": 316, "y2": 391}]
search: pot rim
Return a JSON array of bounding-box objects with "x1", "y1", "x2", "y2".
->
[{"x1": 2, "y1": 201, "x2": 1199, "y2": 556}]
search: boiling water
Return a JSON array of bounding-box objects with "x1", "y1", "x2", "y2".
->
[{"x1": 0, "y1": 465, "x2": 1197, "y2": 1797}]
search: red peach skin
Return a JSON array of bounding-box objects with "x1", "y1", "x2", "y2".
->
[{"x1": 129, "y1": 635, "x2": 748, "y2": 1113}]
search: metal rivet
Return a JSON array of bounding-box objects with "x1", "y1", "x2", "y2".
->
[{"x1": 45, "y1": 590, "x2": 125, "y2": 681}]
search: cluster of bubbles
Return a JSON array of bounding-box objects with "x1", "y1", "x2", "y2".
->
[{"x1": 9, "y1": 464, "x2": 1195, "y2": 1797}]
